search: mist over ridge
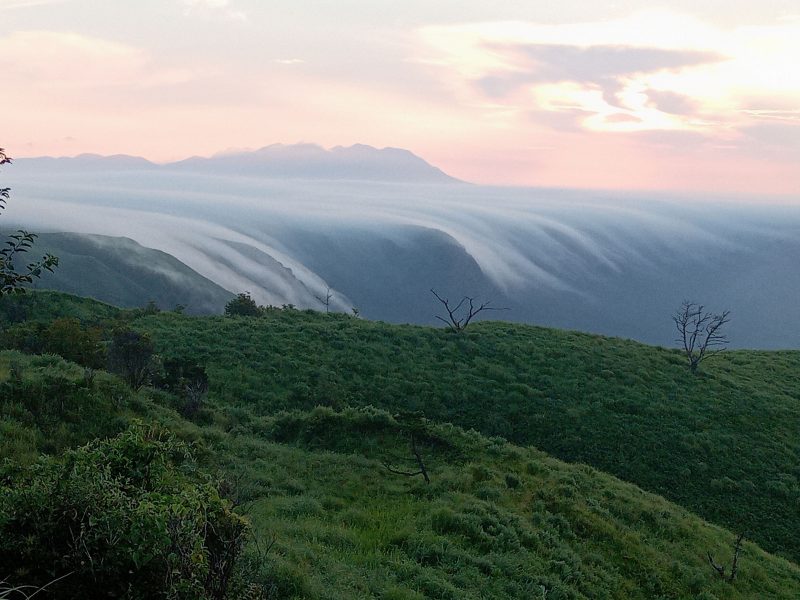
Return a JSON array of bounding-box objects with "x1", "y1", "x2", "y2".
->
[{"x1": 7, "y1": 146, "x2": 800, "y2": 349}]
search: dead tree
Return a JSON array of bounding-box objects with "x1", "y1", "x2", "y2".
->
[
  {"x1": 673, "y1": 300, "x2": 731, "y2": 373},
  {"x1": 707, "y1": 532, "x2": 745, "y2": 582},
  {"x1": 430, "y1": 288, "x2": 506, "y2": 332},
  {"x1": 315, "y1": 286, "x2": 333, "y2": 314},
  {"x1": 182, "y1": 377, "x2": 209, "y2": 418},
  {"x1": 383, "y1": 432, "x2": 430, "y2": 484}
]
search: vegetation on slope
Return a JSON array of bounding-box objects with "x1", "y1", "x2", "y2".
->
[
  {"x1": 127, "y1": 305, "x2": 800, "y2": 562},
  {"x1": 15, "y1": 232, "x2": 234, "y2": 313},
  {"x1": 2, "y1": 349, "x2": 799, "y2": 598}
]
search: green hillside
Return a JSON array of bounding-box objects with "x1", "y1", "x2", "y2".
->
[
  {"x1": 14, "y1": 232, "x2": 233, "y2": 313},
  {"x1": 132, "y1": 306, "x2": 800, "y2": 563},
  {"x1": 1, "y1": 291, "x2": 799, "y2": 598},
  {"x1": 2, "y1": 349, "x2": 799, "y2": 599}
]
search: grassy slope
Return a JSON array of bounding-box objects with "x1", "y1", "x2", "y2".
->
[
  {"x1": 0, "y1": 289, "x2": 121, "y2": 324},
  {"x1": 130, "y1": 308, "x2": 800, "y2": 563},
  {"x1": 2, "y1": 350, "x2": 799, "y2": 599},
  {"x1": 17, "y1": 232, "x2": 234, "y2": 313}
]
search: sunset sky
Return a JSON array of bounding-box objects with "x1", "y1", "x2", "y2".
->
[{"x1": 2, "y1": 0, "x2": 799, "y2": 194}]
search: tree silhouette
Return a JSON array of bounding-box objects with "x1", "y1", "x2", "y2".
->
[
  {"x1": 224, "y1": 292, "x2": 261, "y2": 316},
  {"x1": 0, "y1": 148, "x2": 58, "y2": 295},
  {"x1": 430, "y1": 288, "x2": 506, "y2": 332},
  {"x1": 673, "y1": 300, "x2": 731, "y2": 373}
]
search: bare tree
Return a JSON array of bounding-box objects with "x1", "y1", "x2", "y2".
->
[
  {"x1": 673, "y1": 300, "x2": 731, "y2": 373},
  {"x1": 383, "y1": 432, "x2": 430, "y2": 484},
  {"x1": 315, "y1": 286, "x2": 333, "y2": 314},
  {"x1": 182, "y1": 377, "x2": 209, "y2": 419},
  {"x1": 430, "y1": 288, "x2": 506, "y2": 332},
  {"x1": 708, "y1": 532, "x2": 745, "y2": 582}
]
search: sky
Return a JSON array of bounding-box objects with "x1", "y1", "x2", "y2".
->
[{"x1": 2, "y1": 0, "x2": 799, "y2": 194}]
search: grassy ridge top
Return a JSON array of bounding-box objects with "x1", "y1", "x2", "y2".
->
[
  {"x1": 124, "y1": 306, "x2": 800, "y2": 563},
  {"x1": 2, "y1": 350, "x2": 799, "y2": 598}
]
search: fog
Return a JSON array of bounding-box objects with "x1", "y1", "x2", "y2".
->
[{"x1": 6, "y1": 161, "x2": 800, "y2": 348}]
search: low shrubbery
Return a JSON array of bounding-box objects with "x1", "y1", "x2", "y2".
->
[{"x1": 0, "y1": 426, "x2": 249, "y2": 599}]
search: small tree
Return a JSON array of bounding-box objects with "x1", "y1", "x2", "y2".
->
[
  {"x1": 224, "y1": 292, "x2": 261, "y2": 317},
  {"x1": 0, "y1": 148, "x2": 58, "y2": 295},
  {"x1": 107, "y1": 329, "x2": 155, "y2": 389},
  {"x1": 430, "y1": 288, "x2": 506, "y2": 332},
  {"x1": 708, "y1": 532, "x2": 745, "y2": 582},
  {"x1": 315, "y1": 286, "x2": 333, "y2": 314},
  {"x1": 160, "y1": 358, "x2": 210, "y2": 418},
  {"x1": 673, "y1": 300, "x2": 731, "y2": 373}
]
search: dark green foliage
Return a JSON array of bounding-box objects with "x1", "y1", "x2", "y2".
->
[
  {"x1": 15, "y1": 232, "x2": 233, "y2": 314},
  {"x1": 158, "y1": 358, "x2": 210, "y2": 418},
  {"x1": 43, "y1": 317, "x2": 106, "y2": 368},
  {"x1": 0, "y1": 426, "x2": 249, "y2": 599},
  {"x1": 1, "y1": 318, "x2": 105, "y2": 368},
  {"x1": 107, "y1": 329, "x2": 156, "y2": 389},
  {"x1": 0, "y1": 290, "x2": 121, "y2": 325},
  {"x1": 0, "y1": 352, "x2": 131, "y2": 461},
  {"x1": 224, "y1": 293, "x2": 261, "y2": 317}
]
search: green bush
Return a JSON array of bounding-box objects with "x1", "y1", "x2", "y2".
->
[
  {"x1": 224, "y1": 293, "x2": 261, "y2": 317},
  {"x1": 0, "y1": 425, "x2": 249, "y2": 599},
  {"x1": 107, "y1": 329, "x2": 155, "y2": 389}
]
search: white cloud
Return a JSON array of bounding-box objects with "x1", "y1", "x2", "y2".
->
[
  {"x1": 181, "y1": 0, "x2": 247, "y2": 22},
  {"x1": 416, "y1": 10, "x2": 800, "y2": 138},
  {"x1": 0, "y1": 0, "x2": 66, "y2": 10},
  {"x1": 0, "y1": 31, "x2": 194, "y2": 88}
]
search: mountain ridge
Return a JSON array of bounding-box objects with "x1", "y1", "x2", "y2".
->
[{"x1": 15, "y1": 143, "x2": 461, "y2": 183}]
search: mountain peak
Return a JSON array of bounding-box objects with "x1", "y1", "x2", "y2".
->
[
  {"x1": 15, "y1": 144, "x2": 460, "y2": 183},
  {"x1": 170, "y1": 143, "x2": 459, "y2": 183}
]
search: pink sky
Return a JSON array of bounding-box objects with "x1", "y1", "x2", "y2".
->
[{"x1": 2, "y1": 1, "x2": 799, "y2": 195}]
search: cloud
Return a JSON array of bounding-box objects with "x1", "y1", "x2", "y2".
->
[
  {"x1": 0, "y1": 31, "x2": 192, "y2": 88},
  {"x1": 605, "y1": 113, "x2": 642, "y2": 124},
  {"x1": 181, "y1": 0, "x2": 247, "y2": 22},
  {"x1": 739, "y1": 109, "x2": 800, "y2": 123},
  {"x1": 481, "y1": 43, "x2": 721, "y2": 90},
  {"x1": 645, "y1": 90, "x2": 701, "y2": 116},
  {"x1": 0, "y1": 0, "x2": 66, "y2": 9},
  {"x1": 417, "y1": 10, "x2": 800, "y2": 138},
  {"x1": 739, "y1": 122, "x2": 800, "y2": 158}
]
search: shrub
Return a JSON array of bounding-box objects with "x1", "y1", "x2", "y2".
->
[
  {"x1": 224, "y1": 293, "x2": 261, "y2": 317},
  {"x1": 0, "y1": 425, "x2": 249, "y2": 599},
  {"x1": 157, "y1": 358, "x2": 210, "y2": 418},
  {"x1": 43, "y1": 318, "x2": 105, "y2": 368},
  {"x1": 107, "y1": 329, "x2": 155, "y2": 389}
]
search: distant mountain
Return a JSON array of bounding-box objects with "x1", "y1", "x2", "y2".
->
[
  {"x1": 15, "y1": 144, "x2": 460, "y2": 183},
  {"x1": 17, "y1": 153, "x2": 156, "y2": 171},
  {"x1": 16, "y1": 233, "x2": 233, "y2": 314},
  {"x1": 170, "y1": 143, "x2": 459, "y2": 182}
]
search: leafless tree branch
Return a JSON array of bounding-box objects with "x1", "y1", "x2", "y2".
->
[
  {"x1": 430, "y1": 288, "x2": 507, "y2": 332},
  {"x1": 673, "y1": 300, "x2": 731, "y2": 373},
  {"x1": 315, "y1": 286, "x2": 333, "y2": 314},
  {"x1": 383, "y1": 433, "x2": 430, "y2": 484},
  {"x1": 708, "y1": 531, "x2": 745, "y2": 582}
]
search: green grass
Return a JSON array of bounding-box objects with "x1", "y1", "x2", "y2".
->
[
  {"x1": 126, "y1": 307, "x2": 800, "y2": 562},
  {"x1": 2, "y1": 291, "x2": 800, "y2": 597},
  {"x1": 0, "y1": 352, "x2": 800, "y2": 600},
  {"x1": 2, "y1": 350, "x2": 799, "y2": 598},
  {"x1": 0, "y1": 290, "x2": 121, "y2": 324}
]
